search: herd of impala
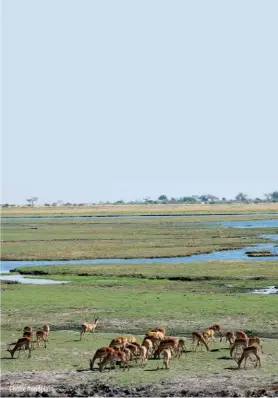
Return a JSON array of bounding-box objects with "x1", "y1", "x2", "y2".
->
[{"x1": 6, "y1": 319, "x2": 263, "y2": 372}]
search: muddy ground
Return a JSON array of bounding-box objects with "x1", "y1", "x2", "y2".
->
[{"x1": 1, "y1": 371, "x2": 278, "y2": 397}]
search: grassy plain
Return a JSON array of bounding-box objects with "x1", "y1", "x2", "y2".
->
[
  {"x1": 2, "y1": 202, "x2": 278, "y2": 217},
  {"x1": 1, "y1": 205, "x2": 278, "y2": 395}
]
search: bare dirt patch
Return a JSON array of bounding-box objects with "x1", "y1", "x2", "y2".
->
[{"x1": 1, "y1": 371, "x2": 278, "y2": 397}]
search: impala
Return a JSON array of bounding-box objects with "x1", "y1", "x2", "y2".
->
[
  {"x1": 36, "y1": 330, "x2": 48, "y2": 348},
  {"x1": 154, "y1": 337, "x2": 179, "y2": 359},
  {"x1": 99, "y1": 350, "x2": 129, "y2": 372},
  {"x1": 237, "y1": 345, "x2": 261, "y2": 369},
  {"x1": 225, "y1": 331, "x2": 235, "y2": 347},
  {"x1": 209, "y1": 324, "x2": 223, "y2": 341},
  {"x1": 80, "y1": 317, "x2": 100, "y2": 340},
  {"x1": 161, "y1": 348, "x2": 172, "y2": 370},
  {"x1": 248, "y1": 337, "x2": 263, "y2": 353},
  {"x1": 90, "y1": 346, "x2": 115, "y2": 370},
  {"x1": 192, "y1": 331, "x2": 209, "y2": 352},
  {"x1": 43, "y1": 324, "x2": 50, "y2": 340},
  {"x1": 230, "y1": 338, "x2": 248, "y2": 358},
  {"x1": 236, "y1": 330, "x2": 249, "y2": 340},
  {"x1": 7, "y1": 337, "x2": 32, "y2": 359},
  {"x1": 203, "y1": 329, "x2": 216, "y2": 345}
]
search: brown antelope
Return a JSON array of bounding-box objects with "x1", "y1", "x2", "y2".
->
[
  {"x1": 248, "y1": 337, "x2": 263, "y2": 353},
  {"x1": 109, "y1": 336, "x2": 129, "y2": 349},
  {"x1": 177, "y1": 339, "x2": 186, "y2": 358},
  {"x1": 142, "y1": 338, "x2": 153, "y2": 358},
  {"x1": 209, "y1": 324, "x2": 223, "y2": 341},
  {"x1": 142, "y1": 335, "x2": 161, "y2": 355},
  {"x1": 99, "y1": 350, "x2": 129, "y2": 372},
  {"x1": 7, "y1": 337, "x2": 32, "y2": 359},
  {"x1": 43, "y1": 324, "x2": 50, "y2": 340},
  {"x1": 145, "y1": 330, "x2": 164, "y2": 341},
  {"x1": 161, "y1": 348, "x2": 172, "y2": 370},
  {"x1": 90, "y1": 347, "x2": 115, "y2": 370},
  {"x1": 230, "y1": 338, "x2": 248, "y2": 358},
  {"x1": 236, "y1": 330, "x2": 249, "y2": 340},
  {"x1": 154, "y1": 337, "x2": 179, "y2": 359},
  {"x1": 192, "y1": 331, "x2": 209, "y2": 352},
  {"x1": 125, "y1": 343, "x2": 139, "y2": 362},
  {"x1": 23, "y1": 331, "x2": 34, "y2": 350},
  {"x1": 203, "y1": 329, "x2": 216, "y2": 346},
  {"x1": 36, "y1": 330, "x2": 48, "y2": 348},
  {"x1": 23, "y1": 326, "x2": 33, "y2": 334},
  {"x1": 151, "y1": 328, "x2": 166, "y2": 338},
  {"x1": 80, "y1": 317, "x2": 100, "y2": 340},
  {"x1": 225, "y1": 331, "x2": 235, "y2": 347},
  {"x1": 237, "y1": 345, "x2": 261, "y2": 369},
  {"x1": 138, "y1": 345, "x2": 148, "y2": 367}
]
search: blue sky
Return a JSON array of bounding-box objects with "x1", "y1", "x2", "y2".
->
[{"x1": 1, "y1": 0, "x2": 278, "y2": 204}]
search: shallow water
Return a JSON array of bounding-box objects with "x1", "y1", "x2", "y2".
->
[
  {"x1": 1, "y1": 242, "x2": 277, "y2": 273},
  {"x1": 252, "y1": 286, "x2": 278, "y2": 294},
  {"x1": 0, "y1": 274, "x2": 69, "y2": 284}
]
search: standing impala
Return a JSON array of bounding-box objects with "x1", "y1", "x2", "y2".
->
[{"x1": 80, "y1": 317, "x2": 100, "y2": 340}]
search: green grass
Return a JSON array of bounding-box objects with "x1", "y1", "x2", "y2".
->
[
  {"x1": 1, "y1": 329, "x2": 278, "y2": 388},
  {"x1": 1, "y1": 216, "x2": 277, "y2": 260},
  {"x1": 1, "y1": 277, "x2": 278, "y2": 337}
]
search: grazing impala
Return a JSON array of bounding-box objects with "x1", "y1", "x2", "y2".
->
[
  {"x1": 99, "y1": 349, "x2": 129, "y2": 372},
  {"x1": 192, "y1": 331, "x2": 210, "y2": 352},
  {"x1": 237, "y1": 345, "x2": 261, "y2": 369},
  {"x1": 7, "y1": 337, "x2": 32, "y2": 359},
  {"x1": 90, "y1": 347, "x2": 115, "y2": 370},
  {"x1": 154, "y1": 337, "x2": 179, "y2": 359},
  {"x1": 80, "y1": 317, "x2": 100, "y2": 340}
]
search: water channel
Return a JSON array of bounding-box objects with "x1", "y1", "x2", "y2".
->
[{"x1": 1, "y1": 217, "x2": 278, "y2": 287}]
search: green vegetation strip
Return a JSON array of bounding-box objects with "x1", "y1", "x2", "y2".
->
[{"x1": 13, "y1": 260, "x2": 278, "y2": 281}]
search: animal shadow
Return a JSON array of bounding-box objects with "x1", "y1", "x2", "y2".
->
[
  {"x1": 224, "y1": 366, "x2": 239, "y2": 371},
  {"x1": 76, "y1": 369, "x2": 92, "y2": 373}
]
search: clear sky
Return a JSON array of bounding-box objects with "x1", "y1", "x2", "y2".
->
[{"x1": 1, "y1": 0, "x2": 277, "y2": 204}]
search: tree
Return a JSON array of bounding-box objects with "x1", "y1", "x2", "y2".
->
[
  {"x1": 267, "y1": 191, "x2": 278, "y2": 202},
  {"x1": 158, "y1": 195, "x2": 168, "y2": 201},
  {"x1": 235, "y1": 193, "x2": 248, "y2": 202},
  {"x1": 26, "y1": 197, "x2": 38, "y2": 206}
]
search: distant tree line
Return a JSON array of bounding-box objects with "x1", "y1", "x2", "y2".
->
[{"x1": 1, "y1": 191, "x2": 278, "y2": 207}]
